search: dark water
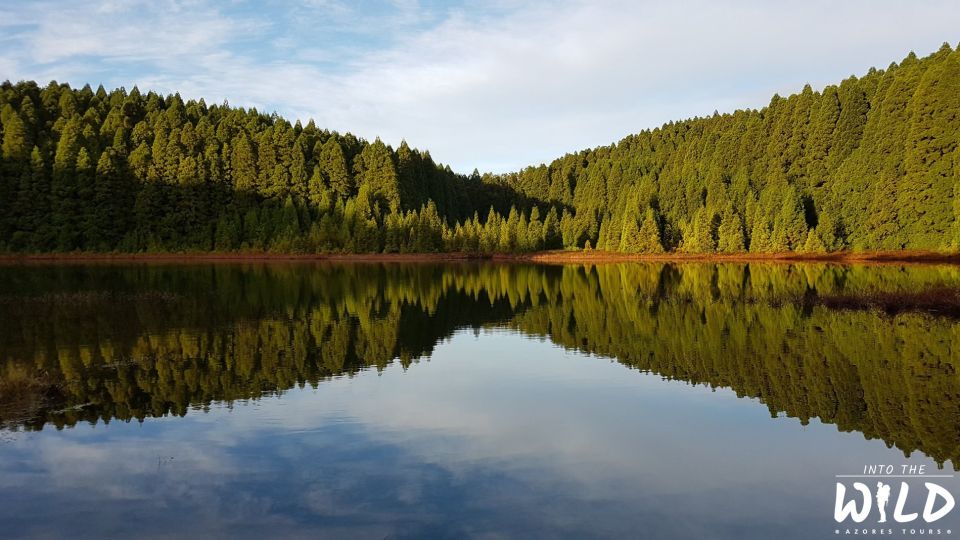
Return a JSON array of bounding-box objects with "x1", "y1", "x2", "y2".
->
[{"x1": 1, "y1": 262, "x2": 958, "y2": 539}]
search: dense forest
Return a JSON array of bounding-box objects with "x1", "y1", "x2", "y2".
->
[
  {"x1": 1, "y1": 262, "x2": 959, "y2": 467},
  {"x1": 1, "y1": 44, "x2": 959, "y2": 253}
]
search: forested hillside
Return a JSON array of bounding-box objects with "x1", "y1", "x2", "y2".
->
[
  {"x1": 1, "y1": 44, "x2": 958, "y2": 253},
  {"x1": 0, "y1": 82, "x2": 547, "y2": 253}
]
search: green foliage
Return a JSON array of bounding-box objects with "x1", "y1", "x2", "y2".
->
[
  {"x1": 491, "y1": 45, "x2": 960, "y2": 253},
  {"x1": 771, "y1": 187, "x2": 808, "y2": 251},
  {"x1": 2, "y1": 44, "x2": 959, "y2": 253},
  {"x1": 681, "y1": 207, "x2": 716, "y2": 253},
  {"x1": 0, "y1": 80, "x2": 541, "y2": 253},
  {"x1": 815, "y1": 211, "x2": 842, "y2": 251},
  {"x1": 619, "y1": 208, "x2": 663, "y2": 253},
  {"x1": 800, "y1": 229, "x2": 827, "y2": 253},
  {"x1": 717, "y1": 204, "x2": 746, "y2": 252},
  {"x1": 316, "y1": 136, "x2": 352, "y2": 200},
  {"x1": 750, "y1": 216, "x2": 773, "y2": 253}
]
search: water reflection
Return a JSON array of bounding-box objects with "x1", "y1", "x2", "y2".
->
[
  {"x1": 2, "y1": 261, "x2": 960, "y2": 538},
  {"x1": 1, "y1": 262, "x2": 959, "y2": 469},
  {"x1": 1, "y1": 339, "x2": 863, "y2": 539}
]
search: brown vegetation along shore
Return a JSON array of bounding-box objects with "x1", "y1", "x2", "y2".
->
[
  {"x1": 3, "y1": 249, "x2": 960, "y2": 266},
  {"x1": 508, "y1": 249, "x2": 960, "y2": 265},
  {"x1": 0, "y1": 252, "x2": 492, "y2": 264},
  {"x1": 811, "y1": 286, "x2": 960, "y2": 318}
]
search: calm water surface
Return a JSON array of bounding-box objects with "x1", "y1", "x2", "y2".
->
[{"x1": 0, "y1": 262, "x2": 958, "y2": 539}]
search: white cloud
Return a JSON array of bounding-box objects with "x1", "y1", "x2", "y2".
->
[{"x1": 2, "y1": 0, "x2": 959, "y2": 172}]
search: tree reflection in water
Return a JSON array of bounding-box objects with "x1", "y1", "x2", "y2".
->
[{"x1": 1, "y1": 261, "x2": 958, "y2": 468}]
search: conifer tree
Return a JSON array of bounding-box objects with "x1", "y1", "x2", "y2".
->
[
  {"x1": 89, "y1": 149, "x2": 123, "y2": 249},
  {"x1": 681, "y1": 208, "x2": 716, "y2": 253},
  {"x1": 750, "y1": 216, "x2": 773, "y2": 253},
  {"x1": 11, "y1": 147, "x2": 49, "y2": 249},
  {"x1": 527, "y1": 207, "x2": 544, "y2": 251},
  {"x1": 771, "y1": 187, "x2": 807, "y2": 251},
  {"x1": 800, "y1": 229, "x2": 827, "y2": 253},
  {"x1": 596, "y1": 217, "x2": 610, "y2": 251},
  {"x1": 317, "y1": 137, "x2": 353, "y2": 200},
  {"x1": 354, "y1": 138, "x2": 399, "y2": 213},
  {"x1": 636, "y1": 208, "x2": 665, "y2": 253},
  {"x1": 900, "y1": 44, "x2": 960, "y2": 247},
  {"x1": 618, "y1": 213, "x2": 642, "y2": 253},
  {"x1": 717, "y1": 204, "x2": 746, "y2": 252},
  {"x1": 231, "y1": 132, "x2": 258, "y2": 193},
  {"x1": 543, "y1": 207, "x2": 561, "y2": 249},
  {"x1": 816, "y1": 211, "x2": 840, "y2": 251}
]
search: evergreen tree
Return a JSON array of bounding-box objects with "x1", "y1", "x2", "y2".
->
[
  {"x1": 816, "y1": 211, "x2": 840, "y2": 251},
  {"x1": 681, "y1": 208, "x2": 716, "y2": 253},
  {"x1": 618, "y1": 213, "x2": 642, "y2": 253},
  {"x1": 231, "y1": 132, "x2": 258, "y2": 193},
  {"x1": 596, "y1": 216, "x2": 610, "y2": 251},
  {"x1": 771, "y1": 187, "x2": 807, "y2": 251},
  {"x1": 527, "y1": 207, "x2": 544, "y2": 251},
  {"x1": 750, "y1": 216, "x2": 773, "y2": 253},
  {"x1": 800, "y1": 229, "x2": 827, "y2": 253},
  {"x1": 636, "y1": 208, "x2": 665, "y2": 253},
  {"x1": 88, "y1": 149, "x2": 123, "y2": 249},
  {"x1": 354, "y1": 138, "x2": 399, "y2": 213},
  {"x1": 317, "y1": 137, "x2": 352, "y2": 200},
  {"x1": 543, "y1": 207, "x2": 561, "y2": 249},
  {"x1": 717, "y1": 204, "x2": 746, "y2": 252}
]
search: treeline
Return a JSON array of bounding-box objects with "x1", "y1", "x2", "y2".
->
[
  {"x1": 2, "y1": 262, "x2": 959, "y2": 467},
  {"x1": 492, "y1": 43, "x2": 960, "y2": 252},
  {"x1": 1, "y1": 44, "x2": 959, "y2": 253},
  {"x1": 0, "y1": 81, "x2": 554, "y2": 253}
]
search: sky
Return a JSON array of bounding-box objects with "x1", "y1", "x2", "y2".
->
[{"x1": 1, "y1": 0, "x2": 959, "y2": 173}]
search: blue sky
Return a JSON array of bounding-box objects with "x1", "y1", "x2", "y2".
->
[{"x1": 1, "y1": 0, "x2": 959, "y2": 173}]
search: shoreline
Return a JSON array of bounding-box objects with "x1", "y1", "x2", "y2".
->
[
  {"x1": 511, "y1": 250, "x2": 960, "y2": 265},
  {"x1": 2, "y1": 249, "x2": 960, "y2": 266}
]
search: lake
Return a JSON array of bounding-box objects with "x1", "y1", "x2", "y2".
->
[{"x1": 1, "y1": 262, "x2": 958, "y2": 539}]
